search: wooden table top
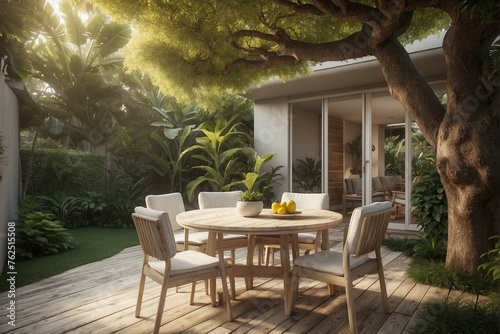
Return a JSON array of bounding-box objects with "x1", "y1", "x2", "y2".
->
[{"x1": 176, "y1": 208, "x2": 343, "y2": 235}]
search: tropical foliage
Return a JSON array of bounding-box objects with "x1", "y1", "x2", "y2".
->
[
  {"x1": 183, "y1": 116, "x2": 253, "y2": 201},
  {"x1": 292, "y1": 157, "x2": 322, "y2": 193},
  {"x1": 16, "y1": 211, "x2": 75, "y2": 259},
  {"x1": 0, "y1": 0, "x2": 31, "y2": 79},
  {"x1": 26, "y1": 0, "x2": 131, "y2": 151}
]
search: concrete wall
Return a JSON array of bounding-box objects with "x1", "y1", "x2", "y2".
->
[
  {"x1": 0, "y1": 73, "x2": 20, "y2": 272},
  {"x1": 253, "y1": 98, "x2": 290, "y2": 199}
]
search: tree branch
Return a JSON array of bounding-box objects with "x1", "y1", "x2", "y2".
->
[
  {"x1": 374, "y1": 38, "x2": 445, "y2": 147},
  {"x1": 228, "y1": 27, "x2": 374, "y2": 63}
]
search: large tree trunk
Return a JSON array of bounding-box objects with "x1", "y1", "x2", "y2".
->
[
  {"x1": 438, "y1": 5, "x2": 500, "y2": 273},
  {"x1": 374, "y1": 8, "x2": 500, "y2": 274}
]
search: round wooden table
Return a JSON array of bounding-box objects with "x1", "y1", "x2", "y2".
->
[{"x1": 177, "y1": 207, "x2": 343, "y2": 314}]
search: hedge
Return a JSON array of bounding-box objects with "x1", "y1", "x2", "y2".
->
[{"x1": 20, "y1": 149, "x2": 106, "y2": 196}]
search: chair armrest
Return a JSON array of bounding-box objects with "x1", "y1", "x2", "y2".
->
[{"x1": 391, "y1": 191, "x2": 405, "y2": 202}]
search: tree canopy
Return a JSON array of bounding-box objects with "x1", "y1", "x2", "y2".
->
[{"x1": 90, "y1": 0, "x2": 450, "y2": 105}]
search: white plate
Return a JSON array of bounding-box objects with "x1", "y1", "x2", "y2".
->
[{"x1": 271, "y1": 211, "x2": 302, "y2": 218}]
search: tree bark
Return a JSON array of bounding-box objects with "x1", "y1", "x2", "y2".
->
[{"x1": 374, "y1": 8, "x2": 500, "y2": 274}]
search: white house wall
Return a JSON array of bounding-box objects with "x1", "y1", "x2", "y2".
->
[
  {"x1": 254, "y1": 98, "x2": 290, "y2": 199},
  {"x1": 0, "y1": 73, "x2": 20, "y2": 272}
]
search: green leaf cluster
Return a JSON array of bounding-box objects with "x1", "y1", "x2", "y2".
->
[
  {"x1": 90, "y1": 0, "x2": 449, "y2": 106},
  {"x1": 17, "y1": 211, "x2": 75, "y2": 260},
  {"x1": 183, "y1": 116, "x2": 253, "y2": 201},
  {"x1": 411, "y1": 167, "x2": 448, "y2": 239},
  {"x1": 479, "y1": 236, "x2": 500, "y2": 283},
  {"x1": 25, "y1": 0, "x2": 132, "y2": 150},
  {"x1": 235, "y1": 153, "x2": 275, "y2": 201},
  {"x1": 292, "y1": 157, "x2": 322, "y2": 192}
]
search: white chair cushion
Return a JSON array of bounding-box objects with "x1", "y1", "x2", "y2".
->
[
  {"x1": 174, "y1": 231, "x2": 246, "y2": 245},
  {"x1": 223, "y1": 233, "x2": 247, "y2": 240},
  {"x1": 148, "y1": 250, "x2": 220, "y2": 276},
  {"x1": 281, "y1": 192, "x2": 329, "y2": 210},
  {"x1": 145, "y1": 193, "x2": 185, "y2": 231},
  {"x1": 294, "y1": 250, "x2": 369, "y2": 276},
  {"x1": 297, "y1": 232, "x2": 318, "y2": 244},
  {"x1": 134, "y1": 206, "x2": 177, "y2": 257},
  {"x1": 347, "y1": 201, "x2": 392, "y2": 253},
  {"x1": 174, "y1": 231, "x2": 209, "y2": 245},
  {"x1": 198, "y1": 191, "x2": 243, "y2": 209}
]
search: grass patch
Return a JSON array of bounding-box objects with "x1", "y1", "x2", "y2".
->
[
  {"x1": 388, "y1": 238, "x2": 500, "y2": 333},
  {"x1": 383, "y1": 236, "x2": 412, "y2": 252},
  {"x1": 406, "y1": 258, "x2": 500, "y2": 333},
  {"x1": 1, "y1": 226, "x2": 138, "y2": 292},
  {"x1": 407, "y1": 259, "x2": 497, "y2": 295},
  {"x1": 407, "y1": 296, "x2": 500, "y2": 334}
]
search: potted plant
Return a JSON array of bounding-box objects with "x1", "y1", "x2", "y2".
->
[
  {"x1": 292, "y1": 157, "x2": 322, "y2": 192},
  {"x1": 345, "y1": 135, "x2": 362, "y2": 176},
  {"x1": 235, "y1": 153, "x2": 274, "y2": 217}
]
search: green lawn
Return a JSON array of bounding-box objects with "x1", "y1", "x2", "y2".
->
[{"x1": 0, "y1": 227, "x2": 139, "y2": 292}]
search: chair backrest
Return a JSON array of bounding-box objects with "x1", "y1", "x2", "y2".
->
[
  {"x1": 133, "y1": 206, "x2": 177, "y2": 259},
  {"x1": 145, "y1": 193, "x2": 185, "y2": 231},
  {"x1": 281, "y1": 192, "x2": 329, "y2": 210},
  {"x1": 346, "y1": 201, "x2": 392, "y2": 256},
  {"x1": 198, "y1": 190, "x2": 243, "y2": 209}
]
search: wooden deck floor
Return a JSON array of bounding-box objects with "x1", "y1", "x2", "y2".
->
[{"x1": 0, "y1": 228, "x2": 457, "y2": 334}]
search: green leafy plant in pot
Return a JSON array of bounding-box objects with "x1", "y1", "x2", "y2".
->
[{"x1": 235, "y1": 153, "x2": 274, "y2": 216}]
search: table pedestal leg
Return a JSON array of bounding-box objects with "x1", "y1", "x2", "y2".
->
[
  {"x1": 280, "y1": 234, "x2": 292, "y2": 314},
  {"x1": 245, "y1": 234, "x2": 256, "y2": 290},
  {"x1": 321, "y1": 229, "x2": 329, "y2": 250}
]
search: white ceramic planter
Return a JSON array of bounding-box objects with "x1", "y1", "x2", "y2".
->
[{"x1": 236, "y1": 200, "x2": 263, "y2": 217}]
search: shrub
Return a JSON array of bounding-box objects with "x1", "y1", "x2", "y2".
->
[
  {"x1": 411, "y1": 167, "x2": 448, "y2": 239},
  {"x1": 37, "y1": 192, "x2": 84, "y2": 228},
  {"x1": 79, "y1": 191, "x2": 107, "y2": 226},
  {"x1": 17, "y1": 212, "x2": 75, "y2": 260},
  {"x1": 103, "y1": 176, "x2": 148, "y2": 228},
  {"x1": 403, "y1": 235, "x2": 447, "y2": 261}
]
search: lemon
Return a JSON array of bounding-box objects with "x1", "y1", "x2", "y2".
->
[
  {"x1": 285, "y1": 199, "x2": 296, "y2": 214},
  {"x1": 277, "y1": 207, "x2": 287, "y2": 214},
  {"x1": 280, "y1": 201, "x2": 287, "y2": 207},
  {"x1": 271, "y1": 201, "x2": 281, "y2": 213}
]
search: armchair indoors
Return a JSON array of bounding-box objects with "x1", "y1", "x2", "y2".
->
[
  {"x1": 391, "y1": 176, "x2": 420, "y2": 218},
  {"x1": 132, "y1": 207, "x2": 233, "y2": 334},
  {"x1": 287, "y1": 201, "x2": 393, "y2": 334}
]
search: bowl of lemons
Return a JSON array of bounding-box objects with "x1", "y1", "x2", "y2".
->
[{"x1": 271, "y1": 200, "x2": 301, "y2": 217}]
